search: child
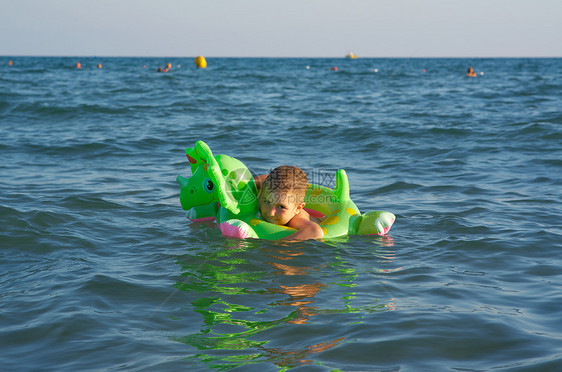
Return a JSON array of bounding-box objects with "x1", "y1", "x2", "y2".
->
[{"x1": 254, "y1": 166, "x2": 324, "y2": 241}]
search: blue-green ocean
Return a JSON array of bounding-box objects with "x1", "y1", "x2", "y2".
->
[{"x1": 1, "y1": 57, "x2": 561, "y2": 371}]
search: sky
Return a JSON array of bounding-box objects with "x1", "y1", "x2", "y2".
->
[{"x1": 1, "y1": 0, "x2": 561, "y2": 58}]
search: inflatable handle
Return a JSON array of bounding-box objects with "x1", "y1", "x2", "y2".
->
[
  {"x1": 357, "y1": 211, "x2": 396, "y2": 235},
  {"x1": 220, "y1": 219, "x2": 259, "y2": 239}
]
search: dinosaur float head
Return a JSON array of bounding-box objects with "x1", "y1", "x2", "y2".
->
[{"x1": 176, "y1": 140, "x2": 258, "y2": 215}]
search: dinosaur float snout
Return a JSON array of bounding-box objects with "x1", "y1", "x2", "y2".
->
[
  {"x1": 177, "y1": 175, "x2": 196, "y2": 211},
  {"x1": 177, "y1": 173, "x2": 217, "y2": 211}
]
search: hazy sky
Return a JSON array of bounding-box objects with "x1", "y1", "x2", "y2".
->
[{"x1": 1, "y1": 0, "x2": 561, "y2": 57}]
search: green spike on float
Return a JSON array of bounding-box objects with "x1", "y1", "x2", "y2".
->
[
  {"x1": 176, "y1": 175, "x2": 189, "y2": 188},
  {"x1": 332, "y1": 169, "x2": 350, "y2": 203}
]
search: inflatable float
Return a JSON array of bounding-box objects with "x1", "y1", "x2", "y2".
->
[{"x1": 177, "y1": 140, "x2": 395, "y2": 240}]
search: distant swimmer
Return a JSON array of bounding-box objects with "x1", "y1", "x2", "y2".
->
[
  {"x1": 97, "y1": 64, "x2": 102, "y2": 69},
  {"x1": 76, "y1": 62, "x2": 82, "y2": 69},
  {"x1": 158, "y1": 62, "x2": 172, "y2": 72},
  {"x1": 8, "y1": 60, "x2": 13, "y2": 66},
  {"x1": 466, "y1": 67, "x2": 477, "y2": 77}
]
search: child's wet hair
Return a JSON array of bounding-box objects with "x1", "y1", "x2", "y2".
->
[{"x1": 263, "y1": 165, "x2": 308, "y2": 203}]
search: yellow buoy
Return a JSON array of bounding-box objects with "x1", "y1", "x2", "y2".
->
[{"x1": 194, "y1": 56, "x2": 207, "y2": 68}]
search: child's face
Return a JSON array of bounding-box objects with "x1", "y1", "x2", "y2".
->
[{"x1": 259, "y1": 188, "x2": 303, "y2": 226}]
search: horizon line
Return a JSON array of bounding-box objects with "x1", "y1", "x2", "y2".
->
[{"x1": 2, "y1": 54, "x2": 562, "y2": 59}]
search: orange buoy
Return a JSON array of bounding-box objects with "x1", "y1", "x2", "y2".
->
[{"x1": 76, "y1": 62, "x2": 82, "y2": 69}]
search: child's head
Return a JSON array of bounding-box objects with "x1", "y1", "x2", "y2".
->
[{"x1": 259, "y1": 165, "x2": 309, "y2": 225}]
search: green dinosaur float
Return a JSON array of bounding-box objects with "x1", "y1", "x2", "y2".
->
[{"x1": 177, "y1": 140, "x2": 395, "y2": 240}]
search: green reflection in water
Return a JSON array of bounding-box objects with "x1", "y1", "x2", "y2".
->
[
  {"x1": 176, "y1": 309, "x2": 299, "y2": 350},
  {"x1": 173, "y1": 240, "x2": 395, "y2": 370},
  {"x1": 174, "y1": 242, "x2": 268, "y2": 296}
]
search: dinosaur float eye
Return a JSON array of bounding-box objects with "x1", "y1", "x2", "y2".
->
[{"x1": 203, "y1": 178, "x2": 214, "y2": 193}]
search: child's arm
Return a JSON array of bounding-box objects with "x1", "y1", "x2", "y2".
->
[{"x1": 282, "y1": 213, "x2": 324, "y2": 241}]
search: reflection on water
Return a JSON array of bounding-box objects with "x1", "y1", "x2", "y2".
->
[{"x1": 173, "y1": 238, "x2": 398, "y2": 369}]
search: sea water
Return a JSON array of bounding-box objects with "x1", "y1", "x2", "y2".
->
[{"x1": 1, "y1": 57, "x2": 561, "y2": 371}]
